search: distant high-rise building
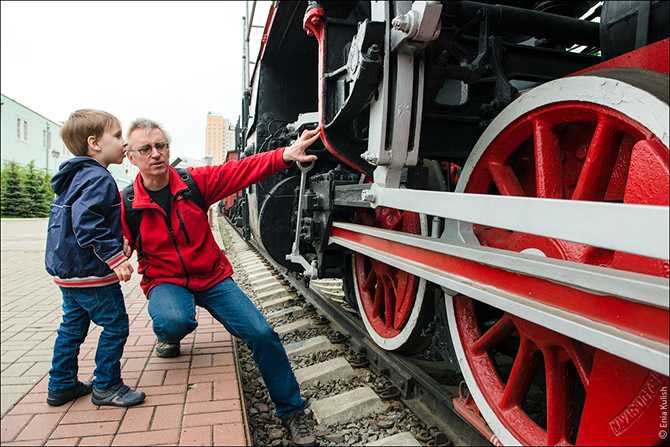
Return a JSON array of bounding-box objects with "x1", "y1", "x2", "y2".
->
[{"x1": 205, "y1": 112, "x2": 235, "y2": 165}]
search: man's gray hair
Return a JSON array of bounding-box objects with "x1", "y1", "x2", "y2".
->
[{"x1": 126, "y1": 118, "x2": 172, "y2": 150}]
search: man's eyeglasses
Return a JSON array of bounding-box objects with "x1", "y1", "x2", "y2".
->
[{"x1": 130, "y1": 142, "x2": 170, "y2": 156}]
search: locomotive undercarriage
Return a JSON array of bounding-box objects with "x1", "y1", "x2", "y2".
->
[{"x1": 236, "y1": 1, "x2": 670, "y2": 445}]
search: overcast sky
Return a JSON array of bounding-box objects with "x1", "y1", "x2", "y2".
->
[{"x1": 1, "y1": 1, "x2": 271, "y2": 161}]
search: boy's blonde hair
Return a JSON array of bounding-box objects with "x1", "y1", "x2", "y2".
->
[{"x1": 60, "y1": 109, "x2": 120, "y2": 157}]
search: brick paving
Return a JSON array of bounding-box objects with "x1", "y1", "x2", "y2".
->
[{"x1": 1, "y1": 216, "x2": 250, "y2": 446}]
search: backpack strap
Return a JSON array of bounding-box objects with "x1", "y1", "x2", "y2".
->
[
  {"x1": 122, "y1": 183, "x2": 148, "y2": 260},
  {"x1": 175, "y1": 167, "x2": 208, "y2": 215},
  {"x1": 122, "y1": 168, "x2": 208, "y2": 257}
]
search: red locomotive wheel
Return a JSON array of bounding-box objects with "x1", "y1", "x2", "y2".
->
[
  {"x1": 447, "y1": 69, "x2": 669, "y2": 446},
  {"x1": 349, "y1": 205, "x2": 432, "y2": 352}
]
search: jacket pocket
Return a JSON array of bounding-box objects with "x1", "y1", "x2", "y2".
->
[{"x1": 176, "y1": 210, "x2": 191, "y2": 244}]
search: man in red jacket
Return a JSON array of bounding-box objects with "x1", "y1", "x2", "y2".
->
[{"x1": 122, "y1": 118, "x2": 319, "y2": 446}]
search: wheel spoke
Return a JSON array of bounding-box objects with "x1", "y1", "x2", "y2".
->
[
  {"x1": 564, "y1": 342, "x2": 595, "y2": 390},
  {"x1": 472, "y1": 313, "x2": 516, "y2": 353},
  {"x1": 395, "y1": 270, "x2": 409, "y2": 312},
  {"x1": 362, "y1": 264, "x2": 377, "y2": 292},
  {"x1": 500, "y1": 337, "x2": 542, "y2": 409},
  {"x1": 357, "y1": 209, "x2": 375, "y2": 226},
  {"x1": 545, "y1": 349, "x2": 575, "y2": 446},
  {"x1": 487, "y1": 160, "x2": 526, "y2": 197},
  {"x1": 353, "y1": 205, "x2": 426, "y2": 344},
  {"x1": 533, "y1": 118, "x2": 564, "y2": 199},
  {"x1": 378, "y1": 209, "x2": 401, "y2": 230},
  {"x1": 572, "y1": 116, "x2": 623, "y2": 201},
  {"x1": 384, "y1": 281, "x2": 395, "y2": 330},
  {"x1": 373, "y1": 277, "x2": 385, "y2": 319},
  {"x1": 453, "y1": 70, "x2": 669, "y2": 447},
  {"x1": 390, "y1": 212, "x2": 403, "y2": 231}
]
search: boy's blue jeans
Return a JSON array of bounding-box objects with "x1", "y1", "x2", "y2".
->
[
  {"x1": 49, "y1": 283, "x2": 129, "y2": 393},
  {"x1": 147, "y1": 277, "x2": 305, "y2": 420}
]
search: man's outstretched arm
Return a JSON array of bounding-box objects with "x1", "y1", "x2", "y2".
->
[{"x1": 282, "y1": 127, "x2": 321, "y2": 163}]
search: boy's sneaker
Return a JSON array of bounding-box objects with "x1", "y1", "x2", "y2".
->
[
  {"x1": 282, "y1": 412, "x2": 316, "y2": 446},
  {"x1": 91, "y1": 382, "x2": 145, "y2": 407},
  {"x1": 155, "y1": 339, "x2": 180, "y2": 358},
  {"x1": 47, "y1": 380, "x2": 93, "y2": 406}
]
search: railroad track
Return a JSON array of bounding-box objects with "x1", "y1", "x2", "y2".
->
[{"x1": 220, "y1": 217, "x2": 490, "y2": 446}]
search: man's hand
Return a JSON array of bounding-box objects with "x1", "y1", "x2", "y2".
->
[
  {"x1": 113, "y1": 259, "x2": 134, "y2": 282},
  {"x1": 123, "y1": 237, "x2": 134, "y2": 258},
  {"x1": 283, "y1": 127, "x2": 321, "y2": 163}
]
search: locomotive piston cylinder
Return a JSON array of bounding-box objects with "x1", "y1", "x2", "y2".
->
[{"x1": 448, "y1": 1, "x2": 601, "y2": 47}]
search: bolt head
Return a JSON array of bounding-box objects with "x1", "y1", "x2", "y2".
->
[
  {"x1": 392, "y1": 15, "x2": 410, "y2": 32},
  {"x1": 361, "y1": 189, "x2": 376, "y2": 202}
]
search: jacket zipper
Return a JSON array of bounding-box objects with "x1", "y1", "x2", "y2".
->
[
  {"x1": 176, "y1": 210, "x2": 191, "y2": 244},
  {"x1": 165, "y1": 215, "x2": 190, "y2": 288}
]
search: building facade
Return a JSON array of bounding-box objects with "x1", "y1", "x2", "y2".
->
[
  {"x1": 1, "y1": 93, "x2": 138, "y2": 188},
  {"x1": 1, "y1": 94, "x2": 70, "y2": 175},
  {"x1": 205, "y1": 112, "x2": 235, "y2": 165}
]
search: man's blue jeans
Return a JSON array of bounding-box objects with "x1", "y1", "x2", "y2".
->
[
  {"x1": 49, "y1": 284, "x2": 129, "y2": 393},
  {"x1": 147, "y1": 277, "x2": 305, "y2": 420}
]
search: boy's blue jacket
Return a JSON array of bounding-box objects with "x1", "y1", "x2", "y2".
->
[{"x1": 45, "y1": 157, "x2": 127, "y2": 287}]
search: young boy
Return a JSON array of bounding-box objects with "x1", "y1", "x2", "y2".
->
[{"x1": 45, "y1": 109, "x2": 145, "y2": 407}]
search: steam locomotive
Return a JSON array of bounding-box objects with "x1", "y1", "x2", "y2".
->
[{"x1": 228, "y1": 1, "x2": 669, "y2": 445}]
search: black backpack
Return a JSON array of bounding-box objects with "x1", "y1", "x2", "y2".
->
[{"x1": 122, "y1": 167, "x2": 207, "y2": 257}]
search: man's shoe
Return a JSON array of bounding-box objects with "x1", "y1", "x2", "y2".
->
[
  {"x1": 155, "y1": 339, "x2": 180, "y2": 358},
  {"x1": 282, "y1": 412, "x2": 316, "y2": 446},
  {"x1": 46, "y1": 380, "x2": 93, "y2": 406},
  {"x1": 91, "y1": 382, "x2": 145, "y2": 407}
]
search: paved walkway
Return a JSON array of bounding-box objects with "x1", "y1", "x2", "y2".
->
[{"x1": 1, "y1": 213, "x2": 249, "y2": 446}]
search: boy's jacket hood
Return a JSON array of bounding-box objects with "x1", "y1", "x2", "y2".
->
[{"x1": 51, "y1": 157, "x2": 103, "y2": 195}]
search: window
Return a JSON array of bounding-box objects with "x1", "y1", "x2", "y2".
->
[
  {"x1": 43, "y1": 128, "x2": 52, "y2": 149},
  {"x1": 17, "y1": 116, "x2": 28, "y2": 142}
]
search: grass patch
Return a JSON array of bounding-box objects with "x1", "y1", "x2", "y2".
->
[{"x1": 219, "y1": 220, "x2": 230, "y2": 250}]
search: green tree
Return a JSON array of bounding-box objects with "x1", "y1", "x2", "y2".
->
[
  {"x1": 1, "y1": 161, "x2": 31, "y2": 217},
  {"x1": 25, "y1": 161, "x2": 51, "y2": 217},
  {"x1": 41, "y1": 171, "x2": 54, "y2": 204}
]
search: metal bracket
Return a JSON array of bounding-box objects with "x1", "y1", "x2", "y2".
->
[
  {"x1": 390, "y1": 1, "x2": 443, "y2": 52},
  {"x1": 286, "y1": 112, "x2": 319, "y2": 134},
  {"x1": 364, "y1": 1, "x2": 442, "y2": 189},
  {"x1": 286, "y1": 160, "x2": 319, "y2": 278}
]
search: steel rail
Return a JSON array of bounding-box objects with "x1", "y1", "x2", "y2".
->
[
  {"x1": 329, "y1": 223, "x2": 669, "y2": 376},
  {"x1": 292, "y1": 272, "x2": 490, "y2": 447},
  {"x1": 224, "y1": 219, "x2": 490, "y2": 446},
  {"x1": 333, "y1": 183, "x2": 670, "y2": 260}
]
